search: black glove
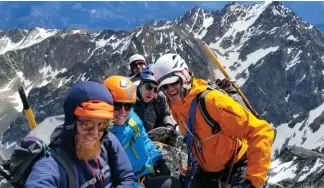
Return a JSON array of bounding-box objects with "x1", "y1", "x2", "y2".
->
[
  {"x1": 154, "y1": 159, "x2": 171, "y2": 176},
  {"x1": 165, "y1": 124, "x2": 180, "y2": 137}
]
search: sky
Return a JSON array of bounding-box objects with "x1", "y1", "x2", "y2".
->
[{"x1": 0, "y1": 1, "x2": 323, "y2": 31}]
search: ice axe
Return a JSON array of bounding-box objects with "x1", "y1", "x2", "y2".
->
[
  {"x1": 18, "y1": 84, "x2": 37, "y2": 129},
  {"x1": 198, "y1": 40, "x2": 261, "y2": 119}
]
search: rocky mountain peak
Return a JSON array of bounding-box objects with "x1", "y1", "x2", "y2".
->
[{"x1": 1, "y1": 3, "x2": 324, "y2": 187}]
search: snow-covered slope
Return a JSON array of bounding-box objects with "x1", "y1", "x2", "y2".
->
[
  {"x1": 173, "y1": 1, "x2": 324, "y2": 154},
  {"x1": 0, "y1": 27, "x2": 57, "y2": 55},
  {"x1": 169, "y1": 2, "x2": 324, "y2": 186},
  {"x1": 1, "y1": 1, "x2": 324, "y2": 187}
]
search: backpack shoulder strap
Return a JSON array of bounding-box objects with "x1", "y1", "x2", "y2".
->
[
  {"x1": 123, "y1": 118, "x2": 140, "y2": 159},
  {"x1": 128, "y1": 118, "x2": 140, "y2": 139},
  {"x1": 101, "y1": 135, "x2": 116, "y2": 187},
  {"x1": 198, "y1": 89, "x2": 222, "y2": 134},
  {"x1": 50, "y1": 149, "x2": 76, "y2": 188}
]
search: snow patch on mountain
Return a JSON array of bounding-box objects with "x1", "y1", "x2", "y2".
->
[
  {"x1": 39, "y1": 65, "x2": 68, "y2": 87},
  {"x1": 269, "y1": 158, "x2": 297, "y2": 183},
  {"x1": 0, "y1": 27, "x2": 57, "y2": 55},
  {"x1": 297, "y1": 158, "x2": 324, "y2": 182},
  {"x1": 210, "y1": 1, "x2": 272, "y2": 53},
  {"x1": 273, "y1": 102, "x2": 324, "y2": 154},
  {"x1": 214, "y1": 46, "x2": 279, "y2": 86},
  {"x1": 194, "y1": 12, "x2": 214, "y2": 39}
]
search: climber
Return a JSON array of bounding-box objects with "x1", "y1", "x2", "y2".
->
[
  {"x1": 128, "y1": 54, "x2": 147, "y2": 86},
  {"x1": 133, "y1": 64, "x2": 177, "y2": 133},
  {"x1": 151, "y1": 53, "x2": 275, "y2": 188},
  {"x1": 25, "y1": 81, "x2": 134, "y2": 188},
  {"x1": 103, "y1": 75, "x2": 181, "y2": 188}
]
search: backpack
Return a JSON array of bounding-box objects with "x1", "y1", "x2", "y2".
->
[
  {"x1": 0, "y1": 115, "x2": 112, "y2": 188},
  {"x1": 201, "y1": 82, "x2": 276, "y2": 141},
  {"x1": 183, "y1": 86, "x2": 245, "y2": 187}
]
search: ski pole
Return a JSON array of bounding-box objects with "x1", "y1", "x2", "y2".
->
[
  {"x1": 199, "y1": 41, "x2": 260, "y2": 119},
  {"x1": 18, "y1": 84, "x2": 37, "y2": 129}
]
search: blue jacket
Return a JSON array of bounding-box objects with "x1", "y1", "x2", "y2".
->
[
  {"x1": 25, "y1": 81, "x2": 134, "y2": 188},
  {"x1": 109, "y1": 111, "x2": 163, "y2": 180}
]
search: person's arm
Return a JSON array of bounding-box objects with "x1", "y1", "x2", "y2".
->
[
  {"x1": 205, "y1": 91, "x2": 274, "y2": 188},
  {"x1": 105, "y1": 132, "x2": 135, "y2": 188},
  {"x1": 25, "y1": 156, "x2": 61, "y2": 188},
  {"x1": 157, "y1": 92, "x2": 176, "y2": 129}
]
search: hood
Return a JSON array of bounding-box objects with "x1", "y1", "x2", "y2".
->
[{"x1": 63, "y1": 81, "x2": 114, "y2": 126}]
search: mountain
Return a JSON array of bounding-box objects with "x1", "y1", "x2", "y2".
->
[
  {"x1": 1, "y1": 1, "x2": 324, "y2": 187},
  {"x1": 269, "y1": 146, "x2": 324, "y2": 187},
  {"x1": 0, "y1": 25, "x2": 214, "y2": 155}
]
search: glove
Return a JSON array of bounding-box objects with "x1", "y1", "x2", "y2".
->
[
  {"x1": 165, "y1": 124, "x2": 180, "y2": 137},
  {"x1": 154, "y1": 159, "x2": 171, "y2": 176},
  {"x1": 232, "y1": 179, "x2": 255, "y2": 188}
]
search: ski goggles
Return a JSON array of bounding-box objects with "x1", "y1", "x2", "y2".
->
[
  {"x1": 161, "y1": 79, "x2": 181, "y2": 91},
  {"x1": 114, "y1": 102, "x2": 134, "y2": 111},
  {"x1": 143, "y1": 82, "x2": 158, "y2": 93},
  {"x1": 76, "y1": 118, "x2": 112, "y2": 132}
]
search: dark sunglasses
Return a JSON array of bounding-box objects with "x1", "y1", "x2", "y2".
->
[
  {"x1": 114, "y1": 102, "x2": 134, "y2": 111},
  {"x1": 143, "y1": 82, "x2": 157, "y2": 93},
  {"x1": 131, "y1": 61, "x2": 146, "y2": 69},
  {"x1": 161, "y1": 79, "x2": 181, "y2": 91},
  {"x1": 76, "y1": 118, "x2": 112, "y2": 132}
]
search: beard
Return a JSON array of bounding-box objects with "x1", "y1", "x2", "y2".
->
[{"x1": 75, "y1": 134, "x2": 101, "y2": 161}]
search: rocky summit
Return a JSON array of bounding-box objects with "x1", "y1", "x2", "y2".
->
[{"x1": 0, "y1": 1, "x2": 324, "y2": 187}]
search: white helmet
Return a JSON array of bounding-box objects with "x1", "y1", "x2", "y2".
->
[
  {"x1": 152, "y1": 53, "x2": 191, "y2": 90},
  {"x1": 129, "y1": 54, "x2": 146, "y2": 65}
]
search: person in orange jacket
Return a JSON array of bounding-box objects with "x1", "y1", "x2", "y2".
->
[{"x1": 151, "y1": 53, "x2": 275, "y2": 188}]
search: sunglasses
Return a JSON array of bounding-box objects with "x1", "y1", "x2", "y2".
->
[
  {"x1": 131, "y1": 61, "x2": 146, "y2": 69},
  {"x1": 161, "y1": 79, "x2": 181, "y2": 91},
  {"x1": 76, "y1": 118, "x2": 112, "y2": 132},
  {"x1": 143, "y1": 82, "x2": 157, "y2": 93},
  {"x1": 114, "y1": 102, "x2": 134, "y2": 111}
]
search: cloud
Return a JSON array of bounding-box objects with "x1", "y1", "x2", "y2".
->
[
  {"x1": 90, "y1": 9, "x2": 96, "y2": 14},
  {"x1": 72, "y1": 3, "x2": 82, "y2": 10}
]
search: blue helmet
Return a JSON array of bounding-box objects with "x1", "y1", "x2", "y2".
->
[{"x1": 140, "y1": 64, "x2": 157, "y2": 84}]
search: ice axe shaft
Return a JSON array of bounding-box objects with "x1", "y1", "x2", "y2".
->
[
  {"x1": 18, "y1": 84, "x2": 37, "y2": 129},
  {"x1": 199, "y1": 42, "x2": 260, "y2": 119}
]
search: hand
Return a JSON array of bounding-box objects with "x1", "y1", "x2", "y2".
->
[
  {"x1": 232, "y1": 179, "x2": 255, "y2": 188},
  {"x1": 154, "y1": 159, "x2": 171, "y2": 176}
]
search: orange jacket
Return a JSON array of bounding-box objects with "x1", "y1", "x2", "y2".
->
[{"x1": 169, "y1": 78, "x2": 274, "y2": 188}]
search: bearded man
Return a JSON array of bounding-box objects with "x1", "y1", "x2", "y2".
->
[{"x1": 25, "y1": 81, "x2": 135, "y2": 188}]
